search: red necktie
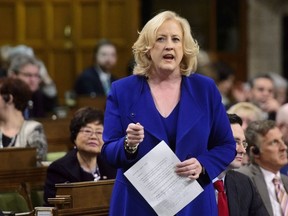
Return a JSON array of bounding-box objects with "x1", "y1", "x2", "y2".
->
[{"x1": 213, "y1": 180, "x2": 229, "y2": 216}]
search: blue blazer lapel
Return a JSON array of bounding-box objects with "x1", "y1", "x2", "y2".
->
[
  {"x1": 127, "y1": 80, "x2": 168, "y2": 143},
  {"x1": 176, "y1": 77, "x2": 204, "y2": 144}
]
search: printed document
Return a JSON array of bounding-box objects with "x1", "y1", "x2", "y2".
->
[{"x1": 124, "y1": 140, "x2": 204, "y2": 216}]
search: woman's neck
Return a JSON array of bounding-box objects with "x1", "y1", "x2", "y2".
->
[
  {"x1": 0, "y1": 110, "x2": 25, "y2": 137},
  {"x1": 150, "y1": 65, "x2": 181, "y2": 79},
  {"x1": 77, "y1": 151, "x2": 97, "y2": 174}
]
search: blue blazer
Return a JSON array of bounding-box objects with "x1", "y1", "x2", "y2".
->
[{"x1": 101, "y1": 74, "x2": 236, "y2": 216}]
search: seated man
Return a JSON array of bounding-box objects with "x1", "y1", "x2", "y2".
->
[
  {"x1": 238, "y1": 120, "x2": 288, "y2": 216},
  {"x1": 74, "y1": 39, "x2": 118, "y2": 97},
  {"x1": 43, "y1": 107, "x2": 116, "y2": 206},
  {"x1": 8, "y1": 54, "x2": 57, "y2": 118},
  {"x1": 213, "y1": 114, "x2": 268, "y2": 216},
  {"x1": 247, "y1": 74, "x2": 280, "y2": 120}
]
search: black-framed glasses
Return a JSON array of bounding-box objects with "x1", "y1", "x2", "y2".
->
[{"x1": 235, "y1": 139, "x2": 248, "y2": 149}]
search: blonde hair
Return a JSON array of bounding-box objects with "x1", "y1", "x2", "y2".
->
[
  {"x1": 227, "y1": 102, "x2": 265, "y2": 121},
  {"x1": 132, "y1": 11, "x2": 199, "y2": 77}
]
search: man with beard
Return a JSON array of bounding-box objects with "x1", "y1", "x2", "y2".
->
[{"x1": 74, "y1": 39, "x2": 118, "y2": 97}]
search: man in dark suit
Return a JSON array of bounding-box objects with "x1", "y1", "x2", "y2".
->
[
  {"x1": 74, "y1": 39, "x2": 118, "y2": 97},
  {"x1": 213, "y1": 114, "x2": 268, "y2": 216},
  {"x1": 238, "y1": 120, "x2": 288, "y2": 216}
]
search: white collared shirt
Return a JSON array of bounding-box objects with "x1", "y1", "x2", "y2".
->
[
  {"x1": 97, "y1": 67, "x2": 111, "y2": 96},
  {"x1": 260, "y1": 167, "x2": 282, "y2": 216}
]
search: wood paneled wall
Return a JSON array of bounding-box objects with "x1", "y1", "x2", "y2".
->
[{"x1": 0, "y1": 0, "x2": 140, "y2": 104}]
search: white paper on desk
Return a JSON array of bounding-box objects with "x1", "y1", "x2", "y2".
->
[{"x1": 124, "y1": 140, "x2": 204, "y2": 216}]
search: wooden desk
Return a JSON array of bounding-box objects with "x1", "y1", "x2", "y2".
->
[
  {"x1": 54, "y1": 180, "x2": 114, "y2": 209},
  {"x1": 0, "y1": 167, "x2": 47, "y2": 185},
  {"x1": 35, "y1": 206, "x2": 108, "y2": 216},
  {"x1": 58, "y1": 206, "x2": 109, "y2": 216},
  {"x1": 0, "y1": 148, "x2": 37, "y2": 171},
  {"x1": 0, "y1": 166, "x2": 48, "y2": 211},
  {"x1": 0, "y1": 148, "x2": 48, "y2": 210}
]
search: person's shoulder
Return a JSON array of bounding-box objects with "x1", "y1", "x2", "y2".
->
[
  {"x1": 22, "y1": 120, "x2": 43, "y2": 131},
  {"x1": 48, "y1": 149, "x2": 75, "y2": 168},
  {"x1": 78, "y1": 67, "x2": 97, "y2": 77},
  {"x1": 227, "y1": 169, "x2": 252, "y2": 180},
  {"x1": 187, "y1": 72, "x2": 215, "y2": 84},
  {"x1": 112, "y1": 74, "x2": 145, "y2": 87},
  {"x1": 281, "y1": 173, "x2": 288, "y2": 181},
  {"x1": 184, "y1": 73, "x2": 218, "y2": 97},
  {"x1": 25, "y1": 119, "x2": 42, "y2": 125},
  {"x1": 236, "y1": 164, "x2": 257, "y2": 177}
]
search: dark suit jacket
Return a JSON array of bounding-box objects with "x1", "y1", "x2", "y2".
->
[
  {"x1": 43, "y1": 148, "x2": 116, "y2": 206},
  {"x1": 225, "y1": 170, "x2": 269, "y2": 216},
  {"x1": 101, "y1": 74, "x2": 236, "y2": 216},
  {"x1": 238, "y1": 163, "x2": 288, "y2": 216},
  {"x1": 74, "y1": 66, "x2": 117, "y2": 96},
  {"x1": 27, "y1": 89, "x2": 57, "y2": 118}
]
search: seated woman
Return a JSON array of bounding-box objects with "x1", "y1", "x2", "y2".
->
[
  {"x1": 0, "y1": 77, "x2": 47, "y2": 163},
  {"x1": 43, "y1": 107, "x2": 116, "y2": 206}
]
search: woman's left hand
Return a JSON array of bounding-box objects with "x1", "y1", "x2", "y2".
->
[{"x1": 175, "y1": 158, "x2": 202, "y2": 180}]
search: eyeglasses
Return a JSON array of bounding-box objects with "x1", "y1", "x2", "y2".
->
[
  {"x1": 19, "y1": 72, "x2": 40, "y2": 79},
  {"x1": 80, "y1": 129, "x2": 103, "y2": 137},
  {"x1": 235, "y1": 139, "x2": 248, "y2": 149}
]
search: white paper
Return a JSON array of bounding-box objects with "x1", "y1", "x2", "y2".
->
[{"x1": 124, "y1": 140, "x2": 204, "y2": 216}]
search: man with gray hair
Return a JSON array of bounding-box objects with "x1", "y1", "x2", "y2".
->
[
  {"x1": 8, "y1": 54, "x2": 57, "y2": 118},
  {"x1": 238, "y1": 120, "x2": 288, "y2": 216}
]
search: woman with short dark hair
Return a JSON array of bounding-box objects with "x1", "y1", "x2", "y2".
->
[
  {"x1": 0, "y1": 77, "x2": 47, "y2": 162},
  {"x1": 43, "y1": 107, "x2": 116, "y2": 206}
]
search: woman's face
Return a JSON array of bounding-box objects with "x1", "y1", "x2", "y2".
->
[
  {"x1": 75, "y1": 121, "x2": 104, "y2": 155},
  {"x1": 149, "y1": 19, "x2": 184, "y2": 74}
]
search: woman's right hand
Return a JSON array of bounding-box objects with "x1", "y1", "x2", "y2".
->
[{"x1": 125, "y1": 123, "x2": 144, "y2": 147}]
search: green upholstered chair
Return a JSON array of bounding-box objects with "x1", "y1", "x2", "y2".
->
[
  {"x1": 46, "y1": 151, "x2": 66, "y2": 162},
  {"x1": 0, "y1": 192, "x2": 30, "y2": 212},
  {"x1": 30, "y1": 190, "x2": 44, "y2": 207}
]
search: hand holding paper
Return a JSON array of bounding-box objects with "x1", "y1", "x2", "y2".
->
[{"x1": 124, "y1": 141, "x2": 204, "y2": 216}]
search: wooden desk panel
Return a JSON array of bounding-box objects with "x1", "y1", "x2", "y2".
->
[
  {"x1": 58, "y1": 206, "x2": 109, "y2": 216},
  {"x1": 0, "y1": 148, "x2": 37, "y2": 171},
  {"x1": 55, "y1": 180, "x2": 114, "y2": 209},
  {"x1": 0, "y1": 167, "x2": 47, "y2": 185}
]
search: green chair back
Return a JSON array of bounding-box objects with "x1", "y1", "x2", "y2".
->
[{"x1": 0, "y1": 192, "x2": 30, "y2": 212}]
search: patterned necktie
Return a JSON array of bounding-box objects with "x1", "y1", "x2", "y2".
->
[
  {"x1": 273, "y1": 177, "x2": 288, "y2": 216},
  {"x1": 213, "y1": 180, "x2": 229, "y2": 216}
]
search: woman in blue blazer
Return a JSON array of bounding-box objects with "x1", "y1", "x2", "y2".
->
[{"x1": 101, "y1": 10, "x2": 236, "y2": 216}]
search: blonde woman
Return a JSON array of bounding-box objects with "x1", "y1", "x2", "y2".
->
[{"x1": 101, "y1": 11, "x2": 235, "y2": 216}]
